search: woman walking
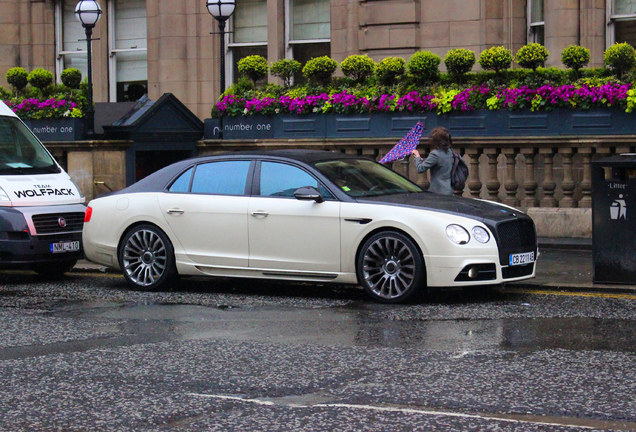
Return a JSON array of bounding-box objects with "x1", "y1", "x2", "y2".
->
[{"x1": 412, "y1": 126, "x2": 454, "y2": 195}]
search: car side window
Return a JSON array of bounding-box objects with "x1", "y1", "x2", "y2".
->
[
  {"x1": 260, "y1": 162, "x2": 322, "y2": 198},
  {"x1": 189, "y1": 161, "x2": 251, "y2": 195},
  {"x1": 168, "y1": 167, "x2": 194, "y2": 192}
]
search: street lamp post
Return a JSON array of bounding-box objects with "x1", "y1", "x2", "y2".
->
[
  {"x1": 206, "y1": 0, "x2": 236, "y2": 140},
  {"x1": 75, "y1": 0, "x2": 102, "y2": 136}
]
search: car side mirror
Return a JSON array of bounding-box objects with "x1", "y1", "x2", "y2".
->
[{"x1": 294, "y1": 186, "x2": 324, "y2": 203}]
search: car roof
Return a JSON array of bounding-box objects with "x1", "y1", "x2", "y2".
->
[
  {"x1": 111, "y1": 149, "x2": 368, "y2": 196},
  {"x1": 189, "y1": 149, "x2": 361, "y2": 164}
]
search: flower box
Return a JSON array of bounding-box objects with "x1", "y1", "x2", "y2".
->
[
  {"x1": 203, "y1": 108, "x2": 636, "y2": 141},
  {"x1": 204, "y1": 116, "x2": 275, "y2": 140},
  {"x1": 24, "y1": 118, "x2": 85, "y2": 141},
  {"x1": 437, "y1": 108, "x2": 636, "y2": 137}
]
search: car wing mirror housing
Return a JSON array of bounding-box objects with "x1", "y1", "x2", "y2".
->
[{"x1": 294, "y1": 186, "x2": 324, "y2": 203}]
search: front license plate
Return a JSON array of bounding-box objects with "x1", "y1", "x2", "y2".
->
[
  {"x1": 50, "y1": 241, "x2": 80, "y2": 254},
  {"x1": 509, "y1": 251, "x2": 535, "y2": 266}
]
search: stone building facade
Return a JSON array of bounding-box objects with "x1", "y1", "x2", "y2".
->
[{"x1": 1, "y1": 0, "x2": 634, "y2": 121}]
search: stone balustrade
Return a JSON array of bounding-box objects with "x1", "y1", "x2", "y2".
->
[{"x1": 198, "y1": 135, "x2": 634, "y2": 212}]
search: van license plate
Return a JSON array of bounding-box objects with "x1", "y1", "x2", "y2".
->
[
  {"x1": 50, "y1": 241, "x2": 80, "y2": 253},
  {"x1": 509, "y1": 252, "x2": 535, "y2": 266}
]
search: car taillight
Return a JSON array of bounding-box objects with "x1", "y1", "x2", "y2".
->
[{"x1": 84, "y1": 206, "x2": 93, "y2": 222}]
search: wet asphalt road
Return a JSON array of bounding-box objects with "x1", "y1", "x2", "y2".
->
[{"x1": 1, "y1": 270, "x2": 636, "y2": 431}]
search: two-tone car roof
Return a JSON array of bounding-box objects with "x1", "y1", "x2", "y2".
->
[{"x1": 112, "y1": 149, "x2": 362, "y2": 196}]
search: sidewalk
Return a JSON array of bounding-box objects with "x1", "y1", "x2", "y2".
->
[
  {"x1": 73, "y1": 238, "x2": 636, "y2": 294},
  {"x1": 508, "y1": 238, "x2": 636, "y2": 293}
]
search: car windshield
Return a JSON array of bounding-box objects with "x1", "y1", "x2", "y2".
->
[
  {"x1": 0, "y1": 117, "x2": 60, "y2": 175},
  {"x1": 314, "y1": 158, "x2": 422, "y2": 197}
]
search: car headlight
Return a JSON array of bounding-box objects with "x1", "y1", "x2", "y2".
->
[
  {"x1": 471, "y1": 226, "x2": 490, "y2": 243},
  {"x1": 446, "y1": 224, "x2": 470, "y2": 244}
]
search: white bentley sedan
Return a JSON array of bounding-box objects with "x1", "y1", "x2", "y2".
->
[{"x1": 82, "y1": 150, "x2": 537, "y2": 303}]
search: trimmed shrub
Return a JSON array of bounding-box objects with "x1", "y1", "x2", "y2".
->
[
  {"x1": 340, "y1": 54, "x2": 376, "y2": 83},
  {"x1": 561, "y1": 45, "x2": 591, "y2": 71},
  {"x1": 444, "y1": 48, "x2": 476, "y2": 76},
  {"x1": 515, "y1": 43, "x2": 549, "y2": 70},
  {"x1": 61, "y1": 68, "x2": 82, "y2": 89},
  {"x1": 0, "y1": 87, "x2": 11, "y2": 100},
  {"x1": 478, "y1": 46, "x2": 513, "y2": 73},
  {"x1": 6, "y1": 67, "x2": 28, "y2": 95},
  {"x1": 27, "y1": 68, "x2": 54, "y2": 93},
  {"x1": 604, "y1": 42, "x2": 636, "y2": 78},
  {"x1": 302, "y1": 56, "x2": 338, "y2": 86},
  {"x1": 270, "y1": 59, "x2": 302, "y2": 87},
  {"x1": 407, "y1": 50, "x2": 441, "y2": 83},
  {"x1": 237, "y1": 55, "x2": 268, "y2": 84},
  {"x1": 377, "y1": 57, "x2": 406, "y2": 84}
]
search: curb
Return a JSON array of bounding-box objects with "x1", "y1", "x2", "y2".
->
[{"x1": 538, "y1": 237, "x2": 592, "y2": 250}]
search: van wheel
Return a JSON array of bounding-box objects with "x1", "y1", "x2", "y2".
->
[
  {"x1": 356, "y1": 231, "x2": 425, "y2": 303},
  {"x1": 31, "y1": 260, "x2": 77, "y2": 277},
  {"x1": 118, "y1": 224, "x2": 176, "y2": 291}
]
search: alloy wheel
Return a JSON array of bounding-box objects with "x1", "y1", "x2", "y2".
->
[
  {"x1": 361, "y1": 234, "x2": 418, "y2": 301},
  {"x1": 122, "y1": 228, "x2": 169, "y2": 288}
]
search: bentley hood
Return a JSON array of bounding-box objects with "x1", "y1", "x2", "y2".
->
[{"x1": 359, "y1": 192, "x2": 528, "y2": 224}]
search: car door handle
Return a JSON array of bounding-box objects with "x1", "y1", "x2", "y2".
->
[
  {"x1": 167, "y1": 208, "x2": 184, "y2": 215},
  {"x1": 251, "y1": 211, "x2": 269, "y2": 217}
]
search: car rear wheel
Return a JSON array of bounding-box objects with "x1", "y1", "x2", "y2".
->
[
  {"x1": 357, "y1": 231, "x2": 425, "y2": 303},
  {"x1": 119, "y1": 224, "x2": 176, "y2": 291}
]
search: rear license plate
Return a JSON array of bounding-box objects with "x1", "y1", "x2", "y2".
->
[
  {"x1": 50, "y1": 241, "x2": 80, "y2": 254},
  {"x1": 509, "y1": 251, "x2": 535, "y2": 266}
]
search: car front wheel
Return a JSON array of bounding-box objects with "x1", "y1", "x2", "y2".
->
[
  {"x1": 357, "y1": 231, "x2": 425, "y2": 303},
  {"x1": 119, "y1": 224, "x2": 176, "y2": 291}
]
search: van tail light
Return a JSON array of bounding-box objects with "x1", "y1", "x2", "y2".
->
[{"x1": 84, "y1": 206, "x2": 93, "y2": 222}]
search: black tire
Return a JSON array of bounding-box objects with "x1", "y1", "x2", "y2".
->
[
  {"x1": 356, "y1": 231, "x2": 425, "y2": 303},
  {"x1": 118, "y1": 224, "x2": 177, "y2": 291},
  {"x1": 31, "y1": 259, "x2": 77, "y2": 277}
]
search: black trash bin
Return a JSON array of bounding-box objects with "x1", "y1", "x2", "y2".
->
[{"x1": 592, "y1": 154, "x2": 636, "y2": 284}]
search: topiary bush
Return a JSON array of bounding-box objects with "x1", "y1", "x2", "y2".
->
[
  {"x1": 302, "y1": 56, "x2": 338, "y2": 86},
  {"x1": 6, "y1": 67, "x2": 28, "y2": 96},
  {"x1": 444, "y1": 48, "x2": 476, "y2": 77},
  {"x1": 237, "y1": 55, "x2": 268, "y2": 85},
  {"x1": 604, "y1": 42, "x2": 636, "y2": 79},
  {"x1": 376, "y1": 57, "x2": 406, "y2": 85},
  {"x1": 61, "y1": 68, "x2": 82, "y2": 90},
  {"x1": 515, "y1": 43, "x2": 549, "y2": 70},
  {"x1": 561, "y1": 45, "x2": 591, "y2": 72},
  {"x1": 478, "y1": 46, "x2": 513, "y2": 74},
  {"x1": 0, "y1": 86, "x2": 11, "y2": 100},
  {"x1": 27, "y1": 68, "x2": 54, "y2": 94},
  {"x1": 407, "y1": 50, "x2": 441, "y2": 83},
  {"x1": 340, "y1": 54, "x2": 376, "y2": 83},
  {"x1": 270, "y1": 59, "x2": 302, "y2": 87}
]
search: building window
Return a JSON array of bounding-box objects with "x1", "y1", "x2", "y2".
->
[
  {"x1": 286, "y1": 0, "x2": 331, "y2": 81},
  {"x1": 528, "y1": 0, "x2": 544, "y2": 45},
  {"x1": 609, "y1": 0, "x2": 636, "y2": 46},
  {"x1": 56, "y1": 0, "x2": 147, "y2": 102},
  {"x1": 56, "y1": 0, "x2": 88, "y2": 82},
  {"x1": 229, "y1": 0, "x2": 268, "y2": 85},
  {"x1": 109, "y1": 0, "x2": 148, "y2": 102}
]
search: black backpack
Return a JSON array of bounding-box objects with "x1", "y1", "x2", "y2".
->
[{"x1": 450, "y1": 151, "x2": 468, "y2": 191}]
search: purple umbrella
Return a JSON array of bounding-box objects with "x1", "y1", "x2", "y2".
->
[{"x1": 379, "y1": 122, "x2": 424, "y2": 164}]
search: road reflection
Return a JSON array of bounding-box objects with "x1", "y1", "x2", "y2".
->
[{"x1": 47, "y1": 301, "x2": 636, "y2": 354}]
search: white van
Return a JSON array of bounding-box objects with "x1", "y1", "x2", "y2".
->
[{"x1": 0, "y1": 101, "x2": 86, "y2": 275}]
